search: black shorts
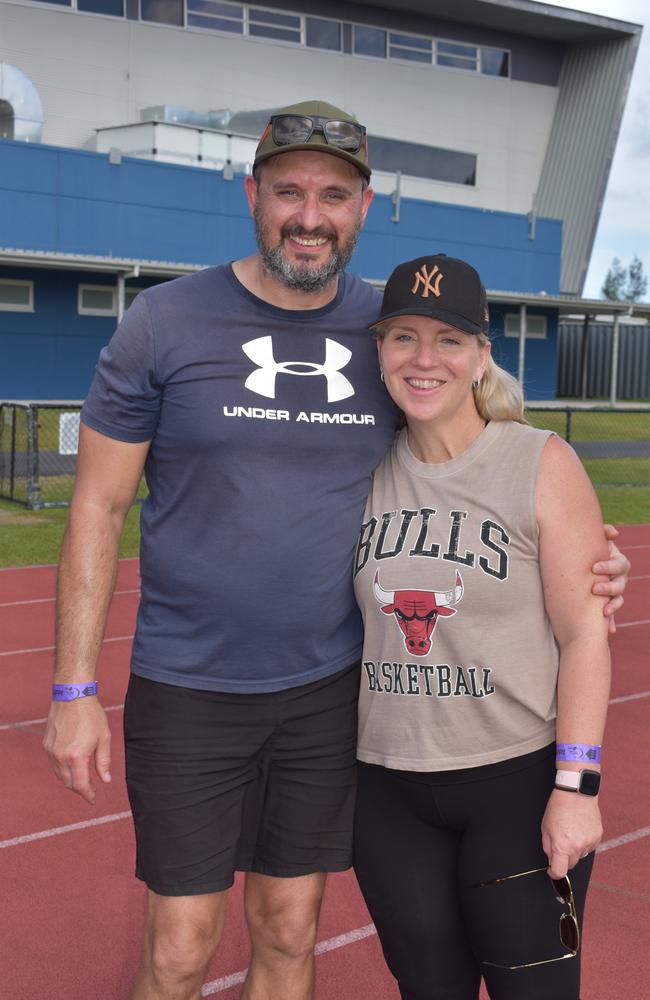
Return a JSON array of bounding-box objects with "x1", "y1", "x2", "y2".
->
[{"x1": 124, "y1": 663, "x2": 360, "y2": 896}]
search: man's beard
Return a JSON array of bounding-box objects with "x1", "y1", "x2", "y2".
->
[{"x1": 254, "y1": 209, "x2": 362, "y2": 293}]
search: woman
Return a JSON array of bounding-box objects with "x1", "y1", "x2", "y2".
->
[{"x1": 352, "y1": 254, "x2": 610, "y2": 1000}]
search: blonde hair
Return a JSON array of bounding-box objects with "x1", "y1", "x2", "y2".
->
[{"x1": 474, "y1": 332, "x2": 527, "y2": 424}]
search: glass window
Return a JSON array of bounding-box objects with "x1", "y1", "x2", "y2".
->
[
  {"x1": 141, "y1": 0, "x2": 183, "y2": 25},
  {"x1": 188, "y1": 13, "x2": 244, "y2": 32},
  {"x1": 481, "y1": 48, "x2": 510, "y2": 77},
  {"x1": 77, "y1": 0, "x2": 124, "y2": 15},
  {"x1": 306, "y1": 17, "x2": 341, "y2": 52},
  {"x1": 249, "y1": 7, "x2": 299, "y2": 29},
  {"x1": 505, "y1": 314, "x2": 547, "y2": 339},
  {"x1": 0, "y1": 280, "x2": 33, "y2": 312},
  {"x1": 368, "y1": 135, "x2": 476, "y2": 186},
  {"x1": 125, "y1": 288, "x2": 142, "y2": 309},
  {"x1": 436, "y1": 39, "x2": 477, "y2": 71},
  {"x1": 188, "y1": 0, "x2": 242, "y2": 17},
  {"x1": 248, "y1": 7, "x2": 300, "y2": 42},
  {"x1": 438, "y1": 40, "x2": 477, "y2": 59},
  {"x1": 389, "y1": 44, "x2": 432, "y2": 64},
  {"x1": 78, "y1": 286, "x2": 115, "y2": 316},
  {"x1": 390, "y1": 32, "x2": 431, "y2": 51},
  {"x1": 126, "y1": 0, "x2": 139, "y2": 18},
  {"x1": 353, "y1": 25, "x2": 386, "y2": 59},
  {"x1": 32, "y1": 0, "x2": 71, "y2": 5}
]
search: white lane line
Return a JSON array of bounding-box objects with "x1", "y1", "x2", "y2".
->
[
  {"x1": 608, "y1": 691, "x2": 650, "y2": 705},
  {"x1": 201, "y1": 925, "x2": 377, "y2": 997},
  {"x1": 616, "y1": 618, "x2": 650, "y2": 629},
  {"x1": 0, "y1": 557, "x2": 139, "y2": 573},
  {"x1": 597, "y1": 827, "x2": 650, "y2": 853},
  {"x1": 0, "y1": 703, "x2": 125, "y2": 732},
  {"x1": 0, "y1": 634, "x2": 133, "y2": 658},
  {"x1": 0, "y1": 811, "x2": 132, "y2": 849},
  {"x1": 0, "y1": 589, "x2": 139, "y2": 609}
]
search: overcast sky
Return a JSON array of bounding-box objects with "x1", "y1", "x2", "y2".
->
[{"x1": 542, "y1": 0, "x2": 648, "y2": 297}]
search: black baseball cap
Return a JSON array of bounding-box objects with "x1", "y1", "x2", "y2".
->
[
  {"x1": 371, "y1": 254, "x2": 489, "y2": 335},
  {"x1": 254, "y1": 100, "x2": 371, "y2": 179}
]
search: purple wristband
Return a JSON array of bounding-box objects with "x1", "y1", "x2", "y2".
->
[
  {"x1": 556, "y1": 742, "x2": 601, "y2": 764},
  {"x1": 52, "y1": 682, "x2": 99, "y2": 702}
]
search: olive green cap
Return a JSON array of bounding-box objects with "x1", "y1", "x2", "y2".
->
[{"x1": 253, "y1": 99, "x2": 371, "y2": 179}]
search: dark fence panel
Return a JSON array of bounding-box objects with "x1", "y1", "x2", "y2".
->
[
  {"x1": 0, "y1": 402, "x2": 82, "y2": 507},
  {"x1": 558, "y1": 322, "x2": 650, "y2": 399}
]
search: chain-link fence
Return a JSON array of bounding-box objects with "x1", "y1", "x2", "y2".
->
[
  {"x1": 1, "y1": 401, "x2": 145, "y2": 563},
  {"x1": 1, "y1": 402, "x2": 83, "y2": 508},
  {"x1": 526, "y1": 405, "x2": 650, "y2": 488}
]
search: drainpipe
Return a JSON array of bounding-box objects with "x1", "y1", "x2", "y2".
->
[
  {"x1": 517, "y1": 302, "x2": 527, "y2": 390},
  {"x1": 117, "y1": 264, "x2": 140, "y2": 323},
  {"x1": 609, "y1": 312, "x2": 621, "y2": 406}
]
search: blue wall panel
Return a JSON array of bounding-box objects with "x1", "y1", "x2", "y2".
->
[{"x1": 0, "y1": 140, "x2": 563, "y2": 399}]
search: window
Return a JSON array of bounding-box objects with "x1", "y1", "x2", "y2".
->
[
  {"x1": 248, "y1": 6, "x2": 301, "y2": 43},
  {"x1": 389, "y1": 32, "x2": 432, "y2": 65},
  {"x1": 0, "y1": 280, "x2": 34, "y2": 312},
  {"x1": 125, "y1": 288, "x2": 142, "y2": 309},
  {"x1": 353, "y1": 25, "x2": 386, "y2": 59},
  {"x1": 505, "y1": 314, "x2": 547, "y2": 340},
  {"x1": 187, "y1": 0, "x2": 243, "y2": 32},
  {"x1": 78, "y1": 285, "x2": 115, "y2": 316},
  {"x1": 0, "y1": 100, "x2": 14, "y2": 141},
  {"x1": 436, "y1": 40, "x2": 478, "y2": 72},
  {"x1": 78, "y1": 285, "x2": 142, "y2": 315},
  {"x1": 481, "y1": 47, "x2": 510, "y2": 77},
  {"x1": 77, "y1": 0, "x2": 124, "y2": 16},
  {"x1": 141, "y1": 0, "x2": 184, "y2": 25},
  {"x1": 368, "y1": 136, "x2": 476, "y2": 186},
  {"x1": 305, "y1": 17, "x2": 340, "y2": 52}
]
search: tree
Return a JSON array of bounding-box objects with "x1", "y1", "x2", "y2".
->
[
  {"x1": 625, "y1": 254, "x2": 648, "y2": 302},
  {"x1": 601, "y1": 257, "x2": 626, "y2": 300},
  {"x1": 601, "y1": 255, "x2": 648, "y2": 302}
]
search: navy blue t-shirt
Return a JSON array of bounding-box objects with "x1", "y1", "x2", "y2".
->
[{"x1": 82, "y1": 264, "x2": 398, "y2": 692}]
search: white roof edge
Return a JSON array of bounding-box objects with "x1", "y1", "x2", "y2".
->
[
  {"x1": 0, "y1": 247, "x2": 204, "y2": 275},
  {"x1": 3, "y1": 251, "x2": 649, "y2": 318},
  {"x1": 365, "y1": 279, "x2": 650, "y2": 318}
]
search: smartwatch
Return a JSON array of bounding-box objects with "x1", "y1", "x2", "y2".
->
[{"x1": 555, "y1": 769, "x2": 601, "y2": 796}]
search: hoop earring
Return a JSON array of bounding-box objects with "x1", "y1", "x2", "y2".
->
[
  {"x1": 380, "y1": 370, "x2": 385, "y2": 382},
  {"x1": 472, "y1": 377, "x2": 481, "y2": 390}
]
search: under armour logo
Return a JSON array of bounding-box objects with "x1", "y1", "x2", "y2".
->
[
  {"x1": 242, "y1": 337, "x2": 355, "y2": 402},
  {"x1": 411, "y1": 264, "x2": 444, "y2": 298}
]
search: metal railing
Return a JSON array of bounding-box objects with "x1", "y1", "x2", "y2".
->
[
  {"x1": 2, "y1": 401, "x2": 649, "y2": 511},
  {"x1": 526, "y1": 404, "x2": 650, "y2": 488}
]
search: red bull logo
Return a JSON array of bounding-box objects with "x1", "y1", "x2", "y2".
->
[{"x1": 373, "y1": 571, "x2": 464, "y2": 656}]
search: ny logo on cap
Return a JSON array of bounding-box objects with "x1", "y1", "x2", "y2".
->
[{"x1": 411, "y1": 264, "x2": 444, "y2": 299}]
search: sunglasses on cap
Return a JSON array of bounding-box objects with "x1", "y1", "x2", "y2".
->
[
  {"x1": 473, "y1": 866, "x2": 580, "y2": 970},
  {"x1": 270, "y1": 114, "x2": 366, "y2": 153}
]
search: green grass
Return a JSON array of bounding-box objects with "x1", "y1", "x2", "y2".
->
[
  {"x1": 0, "y1": 500, "x2": 142, "y2": 568},
  {"x1": 527, "y1": 408, "x2": 650, "y2": 441},
  {"x1": 1, "y1": 405, "x2": 648, "y2": 568}
]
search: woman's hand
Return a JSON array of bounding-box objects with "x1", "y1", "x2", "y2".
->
[{"x1": 541, "y1": 788, "x2": 603, "y2": 878}]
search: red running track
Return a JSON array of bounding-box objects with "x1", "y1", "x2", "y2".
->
[{"x1": 1, "y1": 528, "x2": 649, "y2": 999}]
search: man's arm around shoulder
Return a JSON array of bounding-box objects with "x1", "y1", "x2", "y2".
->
[{"x1": 43, "y1": 425, "x2": 150, "y2": 804}]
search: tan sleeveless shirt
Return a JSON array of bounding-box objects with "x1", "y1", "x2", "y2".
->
[{"x1": 353, "y1": 420, "x2": 557, "y2": 771}]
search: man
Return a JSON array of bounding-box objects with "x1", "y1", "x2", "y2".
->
[{"x1": 44, "y1": 100, "x2": 629, "y2": 1000}]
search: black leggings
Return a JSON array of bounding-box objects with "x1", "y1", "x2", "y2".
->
[{"x1": 353, "y1": 745, "x2": 593, "y2": 1000}]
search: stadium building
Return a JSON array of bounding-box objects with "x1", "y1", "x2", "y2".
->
[{"x1": 0, "y1": 0, "x2": 643, "y2": 399}]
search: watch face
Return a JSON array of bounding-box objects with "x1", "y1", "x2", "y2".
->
[{"x1": 580, "y1": 770, "x2": 601, "y2": 796}]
